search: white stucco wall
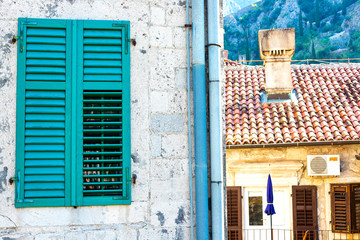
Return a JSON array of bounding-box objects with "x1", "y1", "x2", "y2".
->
[{"x1": 0, "y1": 0, "x2": 192, "y2": 239}]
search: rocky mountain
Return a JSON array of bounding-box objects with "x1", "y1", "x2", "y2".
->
[
  {"x1": 224, "y1": 0, "x2": 360, "y2": 62},
  {"x1": 224, "y1": 0, "x2": 260, "y2": 16}
]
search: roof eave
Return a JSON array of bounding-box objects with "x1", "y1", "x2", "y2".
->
[{"x1": 226, "y1": 140, "x2": 360, "y2": 149}]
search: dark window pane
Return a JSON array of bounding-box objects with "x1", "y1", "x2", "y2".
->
[{"x1": 249, "y1": 196, "x2": 263, "y2": 226}]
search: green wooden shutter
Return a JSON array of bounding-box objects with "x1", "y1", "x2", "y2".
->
[
  {"x1": 78, "y1": 20, "x2": 131, "y2": 206},
  {"x1": 16, "y1": 19, "x2": 130, "y2": 207},
  {"x1": 16, "y1": 19, "x2": 72, "y2": 207}
]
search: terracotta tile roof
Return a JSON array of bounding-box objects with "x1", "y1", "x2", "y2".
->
[{"x1": 225, "y1": 61, "x2": 360, "y2": 146}]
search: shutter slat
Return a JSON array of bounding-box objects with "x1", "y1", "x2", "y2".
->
[
  {"x1": 83, "y1": 38, "x2": 122, "y2": 45},
  {"x1": 84, "y1": 75, "x2": 122, "y2": 82},
  {"x1": 83, "y1": 152, "x2": 122, "y2": 156},
  {"x1": 27, "y1": 44, "x2": 66, "y2": 52},
  {"x1": 25, "y1": 160, "x2": 64, "y2": 167},
  {"x1": 84, "y1": 144, "x2": 122, "y2": 148},
  {"x1": 84, "y1": 30, "x2": 122, "y2": 38},
  {"x1": 26, "y1": 59, "x2": 66, "y2": 67},
  {"x1": 25, "y1": 190, "x2": 65, "y2": 198},
  {"x1": 27, "y1": 37, "x2": 66, "y2": 44},
  {"x1": 27, "y1": 28, "x2": 66, "y2": 37},
  {"x1": 27, "y1": 52, "x2": 66, "y2": 59},
  {"x1": 83, "y1": 159, "x2": 123, "y2": 163},
  {"x1": 26, "y1": 122, "x2": 65, "y2": 129},
  {"x1": 84, "y1": 45, "x2": 122, "y2": 52},
  {"x1": 84, "y1": 174, "x2": 123, "y2": 178},
  {"x1": 84, "y1": 60, "x2": 122, "y2": 67},
  {"x1": 25, "y1": 137, "x2": 65, "y2": 144}
]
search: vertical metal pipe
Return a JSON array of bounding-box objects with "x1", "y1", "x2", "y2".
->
[
  {"x1": 186, "y1": 0, "x2": 194, "y2": 237},
  {"x1": 192, "y1": 0, "x2": 209, "y2": 238},
  {"x1": 207, "y1": 0, "x2": 225, "y2": 238}
]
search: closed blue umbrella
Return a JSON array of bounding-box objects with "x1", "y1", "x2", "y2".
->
[{"x1": 265, "y1": 174, "x2": 276, "y2": 240}]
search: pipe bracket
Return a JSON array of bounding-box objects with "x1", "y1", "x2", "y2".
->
[{"x1": 206, "y1": 43, "x2": 221, "y2": 48}]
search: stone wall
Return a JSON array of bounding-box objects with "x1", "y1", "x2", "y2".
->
[
  {"x1": 227, "y1": 144, "x2": 360, "y2": 233},
  {"x1": 0, "y1": 0, "x2": 191, "y2": 239}
]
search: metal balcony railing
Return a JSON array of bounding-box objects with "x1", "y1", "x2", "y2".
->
[{"x1": 228, "y1": 229, "x2": 360, "y2": 240}]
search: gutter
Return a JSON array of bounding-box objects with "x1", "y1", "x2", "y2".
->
[
  {"x1": 207, "y1": 0, "x2": 225, "y2": 239},
  {"x1": 226, "y1": 140, "x2": 360, "y2": 149},
  {"x1": 186, "y1": 0, "x2": 194, "y2": 237},
  {"x1": 192, "y1": 0, "x2": 209, "y2": 238}
]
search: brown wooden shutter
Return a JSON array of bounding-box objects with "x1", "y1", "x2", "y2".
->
[
  {"x1": 350, "y1": 184, "x2": 360, "y2": 232},
  {"x1": 331, "y1": 184, "x2": 350, "y2": 233},
  {"x1": 227, "y1": 186, "x2": 242, "y2": 240},
  {"x1": 292, "y1": 186, "x2": 318, "y2": 240}
]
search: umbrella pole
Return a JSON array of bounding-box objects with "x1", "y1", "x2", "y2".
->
[{"x1": 270, "y1": 215, "x2": 273, "y2": 240}]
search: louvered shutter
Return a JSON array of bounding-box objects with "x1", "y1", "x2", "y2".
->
[
  {"x1": 77, "y1": 20, "x2": 131, "y2": 206},
  {"x1": 350, "y1": 184, "x2": 360, "y2": 232},
  {"x1": 16, "y1": 19, "x2": 130, "y2": 207},
  {"x1": 292, "y1": 186, "x2": 318, "y2": 240},
  {"x1": 227, "y1": 186, "x2": 242, "y2": 240},
  {"x1": 16, "y1": 19, "x2": 71, "y2": 207},
  {"x1": 331, "y1": 184, "x2": 350, "y2": 232}
]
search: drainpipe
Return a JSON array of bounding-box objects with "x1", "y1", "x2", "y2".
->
[
  {"x1": 186, "y1": 0, "x2": 194, "y2": 237},
  {"x1": 207, "y1": 0, "x2": 225, "y2": 239},
  {"x1": 192, "y1": 0, "x2": 209, "y2": 238}
]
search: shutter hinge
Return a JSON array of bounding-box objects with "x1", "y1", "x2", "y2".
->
[
  {"x1": 8, "y1": 177, "x2": 17, "y2": 185},
  {"x1": 15, "y1": 171, "x2": 33, "y2": 203},
  {"x1": 130, "y1": 174, "x2": 137, "y2": 184},
  {"x1": 19, "y1": 21, "x2": 37, "y2": 52},
  {"x1": 130, "y1": 39, "x2": 136, "y2": 46},
  {"x1": 11, "y1": 36, "x2": 18, "y2": 44}
]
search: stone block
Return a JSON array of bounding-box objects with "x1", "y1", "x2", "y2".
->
[
  {"x1": 151, "y1": 91, "x2": 169, "y2": 112},
  {"x1": 168, "y1": 89, "x2": 187, "y2": 113},
  {"x1": 151, "y1": 135, "x2": 162, "y2": 157},
  {"x1": 166, "y1": 6, "x2": 186, "y2": 27},
  {"x1": 64, "y1": 231, "x2": 86, "y2": 240},
  {"x1": 151, "y1": 7, "x2": 166, "y2": 25},
  {"x1": 174, "y1": 27, "x2": 186, "y2": 49},
  {"x1": 137, "y1": 227, "x2": 191, "y2": 240},
  {"x1": 151, "y1": 114, "x2": 184, "y2": 133},
  {"x1": 149, "y1": 26, "x2": 173, "y2": 48},
  {"x1": 127, "y1": 201, "x2": 148, "y2": 223},
  {"x1": 151, "y1": 158, "x2": 188, "y2": 179},
  {"x1": 158, "y1": 49, "x2": 186, "y2": 68},
  {"x1": 175, "y1": 68, "x2": 187, "y2": 89},
  {"x1": 150, "y1": 201, "x2": 190, "y2": 227},
  {"x1": 85, "y1": 230, "x2": 116, "y2": 240},
  {"x1": 35, "y1": 233, "x2": 64, "y2": 240},
  {"x1": 150, "y1": 66, "x2": 176, "y2": 90},
  {"x1": 150, "y1": 179, "x2": 189, "y2": 203},
  {"x1": 161, "y1": 134, "x2": 188, "y2": 158}
]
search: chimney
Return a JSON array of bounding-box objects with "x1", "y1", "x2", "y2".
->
[{"x1": 258, "y1": 28, "x2": 295, "y2": 94}]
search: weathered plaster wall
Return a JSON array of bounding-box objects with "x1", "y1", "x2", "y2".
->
[
  {"x1": 0, "y1": 0, "x2": 191, "y2": 239},
  {"x1": 227, "y1": 144, "x2": 360, "y2": 234}
]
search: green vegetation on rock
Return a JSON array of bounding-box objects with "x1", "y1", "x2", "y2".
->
[{"x1": 224, "y1": 0, "x2": 360, "y2": 62}]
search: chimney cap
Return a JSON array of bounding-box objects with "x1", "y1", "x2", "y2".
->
[{"x1": 258, "y1": 28, "x2": 295, "y2": 59}]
